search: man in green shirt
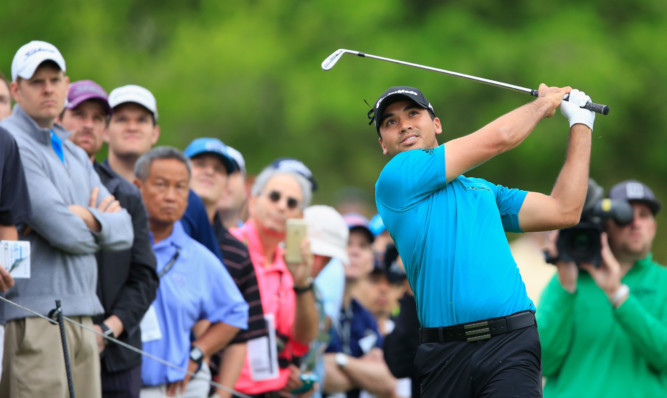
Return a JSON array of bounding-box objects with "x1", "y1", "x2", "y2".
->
[{"x1": 538, "y1": 179, "x2": 667, "y2": 397}]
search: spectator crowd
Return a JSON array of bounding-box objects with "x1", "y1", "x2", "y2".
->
[{"x1": 0, "y1": 40, "x2": 665, "y2": 398}]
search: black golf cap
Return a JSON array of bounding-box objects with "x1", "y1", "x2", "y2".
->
[
  {"x1": 608, "y1": 179, "x2": 661, "y2": 215},
  {"x1": 367, "y1": 86, "x2": 435, "y2": 133}
]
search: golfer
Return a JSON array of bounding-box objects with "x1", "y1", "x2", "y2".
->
[{"x1": 371, "y1": 84, "x2": 595, "y2": 397}]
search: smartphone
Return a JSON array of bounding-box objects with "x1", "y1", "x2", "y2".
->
[
  {"x1": 291, "y1": 373, "x2": 319, "y2": 394},
  {"x1": 285, "y1": 218, "x2": 308, "y2": 264}
]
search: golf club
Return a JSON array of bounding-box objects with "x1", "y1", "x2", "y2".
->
[{"x1": 322, "y1": 49, "x2": 609, "y2": 115}]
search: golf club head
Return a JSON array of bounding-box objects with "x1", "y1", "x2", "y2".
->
[{"x1": 322, "y1": 49, "x2": 357, "y2": 71}]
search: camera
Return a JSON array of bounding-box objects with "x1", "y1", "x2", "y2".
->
[{"x1": 555, "y1": 179, "x2": 633, "y2": 266}]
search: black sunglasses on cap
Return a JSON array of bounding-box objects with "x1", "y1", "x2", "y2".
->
[{"x1": 267, "y1": 190, "x2": 300, "y2": 210}]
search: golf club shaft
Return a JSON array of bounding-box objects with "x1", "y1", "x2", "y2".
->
[{"x1": 322, "y1": 49, "x2": 609, "y2": 115}]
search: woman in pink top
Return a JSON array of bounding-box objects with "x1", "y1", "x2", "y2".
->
[{"x1": 231, "y1": 166, "x2": 318, "y2": 396}]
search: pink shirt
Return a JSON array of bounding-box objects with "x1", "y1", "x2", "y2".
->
[{"x1": 231, "y1": 220, "x2": 309, "y2": 394}]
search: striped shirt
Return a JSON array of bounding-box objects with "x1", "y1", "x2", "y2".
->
[{"x1": 213, "y1": 213, "x2": 268, "y2": 343}]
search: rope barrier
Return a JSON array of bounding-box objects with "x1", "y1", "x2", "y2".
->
[{"x1": 0, "y1": 295, "x2": 252, "y2": 398}]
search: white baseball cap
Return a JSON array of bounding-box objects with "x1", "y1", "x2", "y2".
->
[
  {"x1": 226, "y1": 146, "x2": 246, "y2": 175},
  {"x1": 11, "y1": 40, "x2": 66, "y2": 81},
  {"x1": 108, "y1": 84, "x2": 158, "y2": 121},
  {"x1": 304, "y1": 205, "x2": 349, "y2": 265}
]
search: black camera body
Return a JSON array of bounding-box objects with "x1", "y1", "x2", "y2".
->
[{"x1": 555, "y1": 179, "x2": 633, "y2": 266}]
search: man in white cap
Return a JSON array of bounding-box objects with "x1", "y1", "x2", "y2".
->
[
  {"x1": 0, "y1": 40, "x2": 133, "y2": 398},
  {"x1": 105, "y1": 85, "x2": 223, "y2": 262},
  {"x1": 105, "y1": 84, "x2": 160, "y2": 182}
]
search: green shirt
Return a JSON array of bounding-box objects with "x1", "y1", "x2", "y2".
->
[{"x1": 537, "y1": 254, "x2": 667, "y2": 397}]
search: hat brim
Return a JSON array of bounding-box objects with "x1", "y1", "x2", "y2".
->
[
  {"x1": 349, "y1": 226, "x2": 375, "y2": 244},
  {"x1": 189, "y1": 151, "x2": 238, "y2": 175},
  {"x1": 630, "y1": 199, "x2": 661, "y2": 215},
  {"x1": 375, "y1": 94, "x2": 433, "y2": 132},
  {"x1": 310, "y1": 239, "x2": 349, "y2": 266},
  {"x1": 66, "y1": 95, "x2": 111, "y2": 114},
  {"x1": 17, "y1": 55, "x2": 65, "y2": 80}
]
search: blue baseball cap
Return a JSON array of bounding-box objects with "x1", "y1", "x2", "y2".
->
[
  {"x1": 184, "y1": 138, "x2": 238, "y2": 175},
  {"x1": 369, "y1": 214, "x2": 386, "y2": 237}
]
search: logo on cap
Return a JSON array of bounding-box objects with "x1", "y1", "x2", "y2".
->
[{"x1": 625, "y1": 182, "x2": 646, "y2": 199}]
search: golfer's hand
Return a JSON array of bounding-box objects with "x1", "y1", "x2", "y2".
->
[
  {"x1": 560, "y1": 89, "x2": 595, "y2": 130},
  {"x1": 537, "y1": 84, "x2": 572, "y2": 118}
]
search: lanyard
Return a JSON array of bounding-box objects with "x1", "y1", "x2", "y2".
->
[{"x1": 158, "y1": 246, "x2": 181, "y2": 278}]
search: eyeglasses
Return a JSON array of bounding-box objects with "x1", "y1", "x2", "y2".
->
[{"x1": 266, "y1": 190, "x2": 300, "y2": 210}]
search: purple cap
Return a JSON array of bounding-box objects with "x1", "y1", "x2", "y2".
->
[{"x1": 66, "y1": 80, "x2": 110, "y2": 114}]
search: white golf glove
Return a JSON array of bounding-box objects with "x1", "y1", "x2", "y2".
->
[{"x1": 560, "y1": 89, "x2": 595, "y2": 131}]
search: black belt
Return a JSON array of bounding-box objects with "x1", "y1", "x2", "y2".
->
[{"x1": 420, "y1": 310, "x2": 536, "y2": 344}]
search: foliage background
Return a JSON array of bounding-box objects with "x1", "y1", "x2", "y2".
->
[{"x1": 2, "y1": 0, "x2": 666, "y2": 258}]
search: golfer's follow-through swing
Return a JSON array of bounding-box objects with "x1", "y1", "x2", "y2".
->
[{"x1": 323, "y1": 48, "x2": 599, "y2": 397}]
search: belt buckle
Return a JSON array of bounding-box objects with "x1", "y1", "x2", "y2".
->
[{"x1": 463, "y1": 320, "x2": 491, "y2": 342}]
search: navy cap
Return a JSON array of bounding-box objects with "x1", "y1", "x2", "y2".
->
[
  {"x1": 184, "y1": 138, "x2": 238, "y2": 175},
  {"x1": 270, "y1": 157, "x2": 317, "y2": 192},
  {"x1": 608, "y1": 179, "x2": 661, "y2": 215},
  {"x1": 368, "y1": 86, "x2": 435, "y2": 133}
]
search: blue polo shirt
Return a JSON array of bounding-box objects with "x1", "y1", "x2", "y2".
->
[
  {"x1": 375, "y1": 144, "x2": 534, "y2": 328},
  {"x1": 142, "y1": 221, "x2": 248, "y2": 386}
]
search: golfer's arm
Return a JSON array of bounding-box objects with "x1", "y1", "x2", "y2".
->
[
  {"x1": 444, "y1": 97, "x2": 554, "y2": 182},
  {"x1": 519, "y1": 124, "x2": 592, "y2": 232}
]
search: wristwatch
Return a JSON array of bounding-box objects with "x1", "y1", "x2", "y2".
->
[
  {"x1": 293, "y1": 277, "x2": 314, "y2": 295},
  {"x1": 99, "y1": 322, "x2": 114, "y2": 343},
  {"x1": 189, "y1": 345, "x2": 204, "y2": 374},
  {"x1": 335, "y1": 352, "x2": 348, "y2": 369}
]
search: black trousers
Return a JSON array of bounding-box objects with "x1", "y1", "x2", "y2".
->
[
  {"x1": 415, "y1": 324, "x2": 542, "y2": 398},
  {"x1": 101, "y1": 364, "x2": 142, "y2": 398}
]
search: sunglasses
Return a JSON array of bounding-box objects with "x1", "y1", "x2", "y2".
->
[{"x1": 267, "y1": 190, "x2": 300, "y2": 210}]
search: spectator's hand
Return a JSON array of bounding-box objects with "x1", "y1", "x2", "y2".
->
[
  {"x1": 560, "y1": 89, "x2": 595, "y2": 130},
  {"x1": 68, "y1": 205, "x2": 101, "y2": 232},
  {"x1": 579, "y1": 232, "x2": 623, "y2": 297},
  {"x1": 279, "y1": 364, "x2": 303, "y2": 397},
  {"x1": 361, "y1": 347, "x2": 385, "y2": 363},
  {"x1": 545, "y1": 231, "x2": 578, "y2": 293},
  {"x1": 0, "y1": 264, "x2": 15, "y2": 292},
  {"x1": 537, "y1": 84, "x2": 572, "y2": 118},
  {"x1": 165, "y1": 359, "x2": 199, "y2": 396},
  {"x1": 286, "y1": 237, "x2": 314, "y2": 288},
  {"x1": 92, "y1": 323, "x2": 106, "y2": 354},
  {"x1": 89, "y1": 187, "x2": 121, "y2": 213},
  {"x1": 280, "y1": 365, "x2": 318, "y2": 398}
]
